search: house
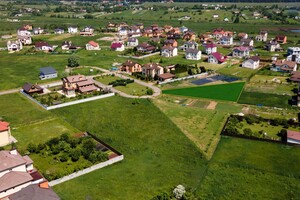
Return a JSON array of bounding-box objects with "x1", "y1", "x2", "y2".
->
[
  {"x1": 121, "y1": 60, "x2": 142, "y2": 73},
  {"x1": 164, "y1": 39, "x2": 178, "y2": 47},
  {"x1": 9, "y1": 182, "x2": 60, "y2": 200},
  {"x1": 118, "y1": 28, "x2": 128, "y2": 37},
  {"x1": 242, "y1": 56, "x2": 260, "y2": 69},
  {"x1": 163, "y1": 25, "x2": 173, "y2": 33},
  {"x1": 275, "y1": 35, "x2": 287, "y2": 44},
  {"x1": 183, "y1": 41, "x2": 198, "y2": 51},
  {"x1": 68, "y1": 26, "x2": 78, "y2": 34},
  {"x1": 265, "y1": 40, "x2": 282, "y2": 52},
  {"x1": 54, "y1": 28, "x2": 64, "y2": 34},
  {"x1": 287, "y1": 130, "x2": 300, "y2": 144},
  {"x1": 208, "y1": 52, "x2": 227, "y2": 64},
  {"x1": 238, "y1": 32, "x2": 248, "y2": 39},
  {"x1": 183, "y1": 31, "x2": 196, "y2": 41},
  {"x1": 185, "y1": 48, "x2": 201, "y2": 60},
  {"x1": 35, "y1": 41, "x2": 54, "y2": 52},
  {"x1": 199, "y1": 34, "x2": 211, "y2": 43},
  {"x1": 136, "y1": 43, "x2": 156, "y2": 53},
  {"x1": 128, "y1": 26, "x2": 141, "y2": 36},
  {"x1": 22, "y1": 24, "x2": 33, "y2": 30},
  {"x1": 253, "y1": 11, "x2": 261, "y2": 17},
  {"x1": 220, "y1": 36, "x2": 233, "y2": 45},
  {"x1": 152, "y1": 28, "x2": 164, "y2": 38},
  {"x1": 22, "y1": 83, "x2": 43, "y2": 95},
  {"x1": 80, "y1": 26, "x2": 94, "y2": 36},
  {"x1": 106, "y1": 23, "x2": 119, "y2": 32},
  {"x1": 212, "y1": 14, "x2": 219, "y2": 18},
  {"x1": 287, "y1": 54, "x2": 300, "y2": 64},
  {"x1": 39, "y1": 67, "x2": 57, "y2": 80},
  {"x1": 86, "y1": 41, "x2": 100, "y2": 50},
  {"x1": 212, "y1": 28, "x2": 225, "y2": 39},
  {"x1": 17, "y1": 28, "x2": 31, "y2": 36},
  {"x1": 271, "y1": 60, "x2": 297, "y2": 73},
  {"x1": 158, "y1": 73, "x2": 176, "y2": 82},
  {"x1": 161, "y1": 46, "x2": 178, "y2": 57},
  {"x1": 61, "y1": 41, "x2": 78, "y2": 50},
  {"x1": 232, "y1": 46, "x2": 250, "y2": 58},
  {"x1": 179, "y1": 26, "x2": 188, "y2": 34},
  {"x1": 142, "y1": 27, "x2": 153, "y2": 37},
  {"x1": 287, "y1": 47, "x2": 300, "y2": 56},
  {"x1": 0, "y1": 121, "x2": 12, "y2": 147},
  {"x1": 224, "y1": 17, "x2": 229, "y2": 22},
  {"x1": 290, "y1": 71, "x2": 300, "y2": 83},
  {"x1": 33, "y1": 27, "x2": 44, "y2": 35},
  {"x1": 7, "y1": 40, "x2": 23, "y2": 52},
  {"x1": 127, "y1": 37, "x2": 139, "y2": 47},
  {"x1": 255, "y1": 31, "x2": 268, "y2": 42},
  {"x1": 111, "y1": 42, "x2": 125, "y2": 51},
  {"x1": 142, "y1": 63, "x2": 164, "y2": 78},
  {"x1": 17, "y1": 36, "x2": 32, "y2": 45},
  {"x1": 240, "y1": 38, "x2": 254, "y2": 47},
  {"x1": 62, "y1": 75, "x2": 99, "y2": 97},
  {"x1": 205, "y1": 43, "x2": 217, "y2": 54}
]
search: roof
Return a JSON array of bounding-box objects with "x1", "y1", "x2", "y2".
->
[
  {"x1": 111, "y1": 42, "x2": 123, "y2": 49},
  {"x1": 78, "y1": 85, "x2": 98, "y2": 93},
  {"x1": 40, "y1": 67, "x2": 57, "y2": 75},
  {"x1": 0, "y1": 150, "x2": 28, "y2": 172},
  {"x1": 23, "y1": 155, "x2": 33, "y2": 165},
  {"x1": 0, "y1": 121, "x2": 9, "y2": 132},
  {"x1": 273, "y1": 60, "x2": 296, "y2": 68},
  {"x1": 65, "y1": 75, "x2": 87, "y2": 83},
  {"x1": 123, "y1": 60, "x2": 138, "y2": 67},
  {"x1": 9, "y1": 184, "x2": 60, "y2": 200},
  {"x1": 233, "y1": 46, "x2": 250, "y2": 52},
  {"x1": 76, "y1": 79, "x2": 94, "y2": 87},
  {"x1": 186, "y1": 48, "x2": 200, "y2": 54},
  {"x1": 275, "y1": 35, "x2": 286, "y2": 40},
  {"x1": 22, "y1": 83, "x2": 43, "y2": 93},
  {"x1": 249, "y1": 56, "x2": 260, "y2": 62},
  {"x1": 128, "y1": 37, "x2": 137, "y2": 42},
  {"x1": 35, "y1": 41, "x2": 50, "y2": 48},
  {"x1": 143, "y1": 63, "x2": 162, "y2": 70},
  {"x1": 158, "y1": 73, "x2": 175, "y2": 80},
  {"x1": 30, "y1": 170, "x2": 44, "y2": 181},
  {"x1": 162, "y1": 45, "x2": 176, "y2": 51},
  {"x1": 0, "y1": 171, "x2": 33, "y2": 192},
  {"x1": 287, "y1": 130, "x2": 300, "y2": 141},
  {"x1": 210, "y1": 52, "x2": 226, "y2": 63},
  {"x1": 88, "y1": 41, "x2": 99, "y2": 47},
  {"x1": 206, "y1": 43, "x2": 217, "y2": 48},
  {"x1": 290, "y1": 71, "x2": 300, "y2": 82}
]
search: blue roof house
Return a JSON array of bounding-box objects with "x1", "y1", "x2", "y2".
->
[{"x1": 39, "y1": 67, "x2": 57, "y2": 80}]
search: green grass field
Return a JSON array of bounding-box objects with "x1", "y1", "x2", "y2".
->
[
  {"x1": 163, "y1": 82, "x2": 245, "y2": 102},
  {"x1": 51, "y1": 96, "x2": 206, "y2": 199},
  {"x1": 198, "y1": 137, "x2": 300, "y2": 199},
  {"x1": 238, "y1": 91, "x2": 292, "y2": 108}
]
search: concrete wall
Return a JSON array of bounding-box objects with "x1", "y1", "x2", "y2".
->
[
  {"x1": 49, "y1": 155, "x2": 124, "y2": 186},
  {"x1": 20, "y1": 90, "x2": 115, "y2": 110},
  {"x1": 0, "y1": 131, "x2": 10, "y2": 147}
]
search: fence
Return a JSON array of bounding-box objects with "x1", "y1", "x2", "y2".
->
[
  {"x1": 49, "y1": 154, "x2": 124, "y2": 186},
  {"x1": 158, "y1": 73, "x2": 208, "y2": 85},
  {"x1": 20, "y1": 90, "x2": 115, "y2": 110}
]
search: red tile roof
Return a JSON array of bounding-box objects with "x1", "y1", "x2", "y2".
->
[
  {"x1": 206, "y1": 44, "x2": 217, "y2": 48},
  {"x1": 78, "y1": 85, "x2": 98, "y2": 93},
  {"x1": 287, "y1": 130, "x2": 300, "y2": 141},
  {"x1": 88, "y1": 41, "x2": 98, "y2": 47},
  {"x1": 0, "y1": 121, "x2": 9, "y2": 132},
  {"x1": 211, "y1": 52, "x2": 226, "y2": 63},
  {"x1": 0, "y1": 171, "x2": 33, "y2": 192},
  {"x1": 111, "y1": 42, "x2": 123, "y2": 49}
]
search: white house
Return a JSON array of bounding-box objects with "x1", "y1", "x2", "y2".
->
[
  {"x1": 205, "y1": 44, "x2": 217, "y2": 54},
  {"x1": 287, "y1": 47, "x2": 300, "y2": 56},
  {"x1": 287, "y1": 55, "x2": 300, "y2": 64},
  {"x1": 208, "y1": 52, "x2": 227, "y2": 64},
  {"x1": 242, "y1": 56, "x2": 260, "y2": 69},
  {"x1": 80, "y1": 26, "x2": 94, "y2": 36},
  {"x1": 118, "y1": 28, "x2": 128, "y2": 36},
  {"x1": 17, "y1": 28, "x2": 31, "y2": 36},
  {"x1": 0, "y1": 121, "x2": 13, "y2": 147},
  {"x1": 271, "y1": 60, "x2": 297, "y2": 73},
  {"x1": 180, "y1": 26, "x2": 188, "y2": 34},
  {"x1": 111, "y1": 42, "x2": 125, "y2": 51},
  {"x1": 232, "y1": 46, "x2": 250, "y2": 58},
  {"x1": 240, "y1": 38, "x2": 254, "y2": 47},
  {"x1": 127, "y1": 37, "x2": 139, "y2": 47},
  {"x1": 212, "y1": 14, "x2": 219, "y2": 18},
  {"x1": 256, "y1": 31, "x2": 268, "y2": 42},
  {"x1": 220, "y1": 36, "x2": 233, "y2": 45},
  {"x1": 0, "y1": 149, "x2": 38, "y2": 199},
  {"x1": 35, "y1": 41, "x2": 54, "y2": 52},
  {"x1": 266, "y1": 40, "x2": 282, "y2": 52},
  {"x1": 185, "y1": 48, "x2": 201, "y2": 60},
  {"x1": 54, "y1": 28, "x2": 64, "y2": 34},
  {"x1": 183, "y1": 41, "x2": 198, "y2": 51},
  {"x1": 17, "y1": 36, "x2": 32, "y2": 45},
  {"x1": 33, "y1": 27, "x2": 44, "y2": 35},
  {"x1": 161, "y1": 46, "x2": 178, "y2": 57},
  {"x1": 68, "y1": 26, "x2": 78, "y2": 34},
  {"x1": 39, "y1": 67, "x2": 58, "y2": 80},
  {"x1": 7, "y1": 40, "x2": 23, "y2": 52},
  {"x1": 86, "y1": 41, "x2": 100, "y2": 50}
]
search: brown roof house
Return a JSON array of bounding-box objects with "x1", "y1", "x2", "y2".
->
[
  {"x1": 136, "y1": 43, "x2": 156, "y2": 53},
  {"x1": 275, "y1": 35, "x2": 287, "y2": 44},
  {"x1": 183, "y1": 31, "x2": 196, "y2": 41},
  {"x1": 62, "y1": 75, "x2": 99, "y2": 97},
  {"x1": 121, "y1": 60, "x2": 142, "y2": 73},
  {"x1": 290, "y1": 71, "x2": 300, "y2": 83},
  {"x1": 0, "y1": 121, "x2": 13, "y2": 147},
  {"x1": 86, "y1": 41, "x2": 100, "y2": 50},
  {"x1": 0, "y1": 149, "x2": 46, "y2": 199},
  {"x1": 158, "y1": 73, "x2": 176, "y2": 82},
  {"x1": 22, "y1": 83, "x2": 43, "y2": 95},
  {"x1": 256, "y1": 31, "x2": 268, "y2": 42},
  {"x1": 271, "y1": 60, "x2": 297, "y2": 73},
  {"x1": 142, "y1": 63, "x2": 164, "y2": 78}
]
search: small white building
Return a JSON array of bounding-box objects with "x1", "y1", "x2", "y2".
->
[
  {"x1": 7, "y1": 40, "x2": 23, "y2": 52},
  {"x1": 183, "y1": 41, "x2": 198, "y2": 51},
  {"x1": 208, "y1": 52, "x2": 226, "y2": 64},
  {"x1": 86, "y1": 41, "x2": 100, "y2": 50},
  {"x1": 242, "y1": 56, "x2": 260, "y2": 69},
  {"x1": 212, "y1": 14, "x2": 219, "y2": 18},
  {"x1": 185, "y1": 48, "x2": 201, "y2": 60},
  {"x1": 68, "y1": 26, "x2": 78, "y2": 34},
  {"x1": 127, "y1": 37, "x2": 139, "y2": 47},
  {"x1": 80, "y1": 26, "x2": 94, "y2": 36},
  {"x1": 33, "y1": 27, "x2": 44, "y2": 35},
  {"x1": 0, "y1": 121, "x2": 13, "y2": 147},
  {"x1": 205, "y1": 44, "x2": 217, "y2": 54},
  {"x1": 220, "y1": 36, "x2": 233, "y2": 45},
  {"x1": 161, "y1": 46, "x2": 178, "y2": 57},
  {"x1": 17, "y1": 28, "x2": 31, "y2": 37},
  {"x1": 54, "y1": 28, "x2": 64, "y2": 34},
  {"x1": 35, "y1": 41, "x2": 54, "y2": 52},
  {"x1": 39, "y1": 67, "x2": 58, "y2": 80},
  {"x1": 256, "y1": 31, "x2": 268, "y2": 42},
  {"x1": 287, "y1": 47, "x2": 300, "y2": 56},
  {"x1": 232, "y1": 46, "x2": 250, "y2": 58},
  {"x1": 18, "y1": 36, "x2": 32, "y2": 45}
]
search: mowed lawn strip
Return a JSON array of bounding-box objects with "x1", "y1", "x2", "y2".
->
[
  {"x1": 52, "y1": 96, "x2": 207, "y2": 199},
  {"x1": 163, "y1": 82, "x2": 245, "y2": 102}
]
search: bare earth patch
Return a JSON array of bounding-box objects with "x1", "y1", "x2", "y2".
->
[{"x1": 206, "y1": 101, "x2": 217, "y2": 110}]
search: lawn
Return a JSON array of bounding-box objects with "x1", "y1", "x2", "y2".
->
[
  {"x1": 153, "y1": 97, "x2": 228, "y2": 159},
  {"x1": 217, "y1": 64, "x2": 258, "y2": 80},
  {"x1": 115, "y1": 82, "x2": 149, "y2": 96},
  {"x1": 69, "y1": 67, "x2": 103, "y2": 76},
  {"x1": 52, "y1": 96, "x2": 206, "y2": 199},
  {"x1": 197, "y1": 137, "x2": 300, "y2": 199},
  {"x1": 238, "y1": 91, "x2": 292, "y2": 108},
  {"x1": 163, "y1": 82, "x2": 245, "y2": 102}
]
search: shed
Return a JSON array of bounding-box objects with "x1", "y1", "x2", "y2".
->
[{"x1": 39, "y1": 67, "x2": 57, "y2": 80}]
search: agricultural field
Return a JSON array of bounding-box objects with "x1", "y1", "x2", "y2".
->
[
  {"x1": 163, "y1": 82, "x2": 245, "y2": 102},
  {"x1": 198, "y1": 137, "x2": 300, "y2": 199}
]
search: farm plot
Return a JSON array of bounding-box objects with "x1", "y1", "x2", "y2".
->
[{"x1": 163, "y1": 82, "x2": 245, "y2": 102}]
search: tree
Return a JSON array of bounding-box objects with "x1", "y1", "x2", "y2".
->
[
  {"x1": 70, "y1": 149, "x2": 81, "y2": 162},
  {"x1": 67, "y1": 55, "x2": 80, "y2": 68},
  {"x1": 173, "y1": 185, "x2": 185, "y2": 200},
  {"x1": 243, "y1": 128, "x2": 253, "y2": 136}
]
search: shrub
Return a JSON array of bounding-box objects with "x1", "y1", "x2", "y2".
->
[
  {"x1": 146, "y1": 88, "x2": 154, "y2": 95},
  {"x1": 59, "y1": 153, "x2": 68, "y2": 162},
  {"x1": 70, "y1": 149, "x2": 81, "y2": 162},
  {"x1": 27, "y1": 143, "x2": 37, "y2": 153}
]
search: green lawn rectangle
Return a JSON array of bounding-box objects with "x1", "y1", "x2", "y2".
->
[{"x1": 162, "y1": 82, "x2": 245, "y2": 102}]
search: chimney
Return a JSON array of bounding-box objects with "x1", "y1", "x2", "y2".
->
[
  {"x1": 10, "y1": 149, "x2": 18, "y2": 155},
  {"x1": 39, "y1": 181, "x2": 49, "y2": 189}
]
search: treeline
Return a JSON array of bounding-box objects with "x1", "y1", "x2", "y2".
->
[{"x1": 140, "y1": 0, "x2": 300, "y2": 2}]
